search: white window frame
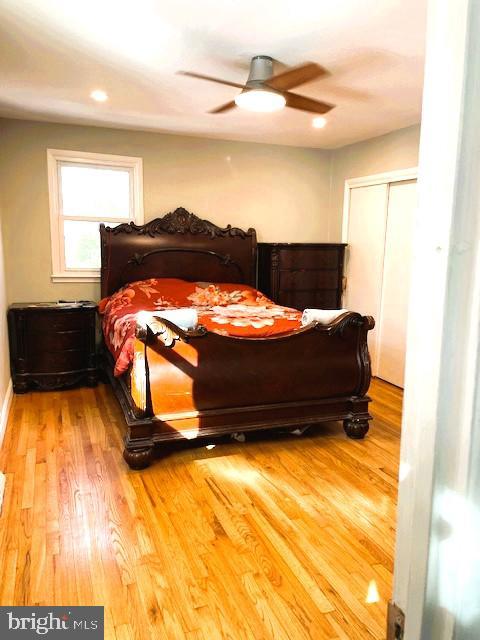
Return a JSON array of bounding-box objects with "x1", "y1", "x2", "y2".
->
[{"x1": 47, "y1": 149, "x2": 144, "y2": 282}]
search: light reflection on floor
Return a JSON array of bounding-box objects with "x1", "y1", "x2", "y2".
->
[{"x1": 366, "y1": 579, "x2": 380, "y2": 604}]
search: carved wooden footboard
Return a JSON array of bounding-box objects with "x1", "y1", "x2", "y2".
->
[{"x1": 103, "y1": 312, "x2": 374, "y2": 469}]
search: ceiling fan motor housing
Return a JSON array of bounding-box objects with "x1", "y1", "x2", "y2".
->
[
  {"x1": 246, "y1": 55, "x2": 274, "y2": 88},
  {"x1": 179, "y1": 55, "x2": 334, "y2": 114}
]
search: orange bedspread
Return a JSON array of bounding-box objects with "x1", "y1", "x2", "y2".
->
[{"x1": 99, "y1": 278, "x2": 302, "y2": 376}]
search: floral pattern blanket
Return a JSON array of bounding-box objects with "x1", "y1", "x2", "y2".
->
[{"x1": 99, "y1": 278, "x2": 302, "y2": 376}]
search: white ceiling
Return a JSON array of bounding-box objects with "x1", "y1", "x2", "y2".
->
[{"x1": 0, "y1": 0, "x2": 427, "y2": 149}]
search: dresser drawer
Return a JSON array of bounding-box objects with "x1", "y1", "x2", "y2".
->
[
  {"x1": 279, "y1": 269, "x2": 339, "y2": 291},
  {"x1": 258, "y1": 243, "x2": 346, "y2": 313},
  {"x1": 278, "y1": 289, "x2": 340, "y2": 311},
  {"x1": 278, "y1": 248, "x2": 341, "y2": 269}
]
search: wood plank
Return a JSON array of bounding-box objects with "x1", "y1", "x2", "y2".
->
[{"x1": 0, "y1": 379, "x2": 401, "y2": 639}]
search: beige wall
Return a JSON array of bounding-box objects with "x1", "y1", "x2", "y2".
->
[
  {"x1": 0, "y1": 118, "x2": 421, "y2": 304},
  {"x1": 328, "y1": 124, "x2": 421, "y2": 240},
  {"x1": 0, "y1": 204, "x2": 10, "y2": 412},
  {"x1": 0, "y1": 118, "x2": 332, "y2": 303}
]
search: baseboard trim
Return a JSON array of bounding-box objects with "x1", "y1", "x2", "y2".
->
[{"x1": 0, "y1": 379, "x2": 13, "y2": 451}]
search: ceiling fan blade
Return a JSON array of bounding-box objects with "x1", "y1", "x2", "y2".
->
[
  {"x1": 209, "y1": 100, "x2": 237, "y2": 114},
  {"x1": 266, "y1": 63, "x2": 328, "y2": 91},
  {"x1": 178, "y1": 71, "x2": 244, "y2": 90},
  {"x1": 283, "y1": 91, "x2": 335, "y2": 114}
]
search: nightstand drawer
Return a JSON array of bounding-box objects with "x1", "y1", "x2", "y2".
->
[
  {"x1": 28, "y1": 311, "x2": 89, "y2": 333},
  {"x1": 28, "y1": 349, "x2": 89, "y2": 374},
  {"x1": 26, "y1": 329, "x2": 89, "y2": 354}
]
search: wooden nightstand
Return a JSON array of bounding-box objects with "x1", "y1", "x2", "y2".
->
[{"x1": 8, "y1": 302, "x2": 98, "y2": 393}]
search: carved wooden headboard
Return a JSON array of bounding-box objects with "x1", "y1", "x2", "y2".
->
[{"x1": 100, "y1": 207, "x2": 257, "y2": 298}]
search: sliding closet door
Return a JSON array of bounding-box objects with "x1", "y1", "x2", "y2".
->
[
  {"x1": 377, "y1": 180, "x2": 417, "y2": 387},
  {"x1": 344, "y1": 184, "x2": 389, "y2": 373}
]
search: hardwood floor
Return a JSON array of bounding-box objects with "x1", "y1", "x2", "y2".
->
[{"x1": 0, "y1": 378, "x2": 402, "y2": 639}]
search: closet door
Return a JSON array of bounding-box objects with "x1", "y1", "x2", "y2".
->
[
  {"x1": 344, "y1": 183, "x2": 389, "y2": 373},
  {"x1": 377, "y1": 180, "x2": 417, "y2": 387}
]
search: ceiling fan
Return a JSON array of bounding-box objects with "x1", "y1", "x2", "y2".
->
[{"x1": 178, "y1": 55, "x2": 335, "y2": 115}]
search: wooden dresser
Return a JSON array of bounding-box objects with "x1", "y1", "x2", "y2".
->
[
  {"x1": 257, "y1": 243, "x2": 346, "y2": 311},
  {"x1": 8, "y1": 302, "x2": 98, "y2": 393}
]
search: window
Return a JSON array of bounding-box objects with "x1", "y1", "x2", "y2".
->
[{"x1": 47, "y1": 149, "x2": 144, "y2": 282}]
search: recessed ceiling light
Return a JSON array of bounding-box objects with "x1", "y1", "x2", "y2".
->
[
  {"x1": 312, "y1": 116, "x2": 327, "y2": 129},
  {"x1": 90, "y1": 89, "x2": 108, "y2": 102}
]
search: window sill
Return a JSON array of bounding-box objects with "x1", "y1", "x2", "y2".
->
[{"x1": 51, "y1": 273, "x2": 101, "y2": 283}]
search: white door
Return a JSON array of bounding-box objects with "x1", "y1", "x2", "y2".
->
[
  {"x1": 344, "y1": 177, "x2": 417, "y2": 386},
  {"x1": 344, "y1": 183, "x2": 389, "y2": 373},
  {"x1": 377, "y1": 180, "x2": 417, "y2": 387}
]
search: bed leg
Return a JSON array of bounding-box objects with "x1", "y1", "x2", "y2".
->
[
  {"x1": 123, "y1": 446, "x2": 154, "y2": 470},
  {"x1": 343, "y1": 417, "x2": 370, "y2": 439}
]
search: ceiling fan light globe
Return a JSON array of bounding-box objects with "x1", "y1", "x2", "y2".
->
[{"x1": 234, "y1": 89, "x2": 286, "y2": 113}]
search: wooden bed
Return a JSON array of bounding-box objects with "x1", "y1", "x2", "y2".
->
[{"x1": 100, "y1": 207, "x2": 374, "y2": 469}]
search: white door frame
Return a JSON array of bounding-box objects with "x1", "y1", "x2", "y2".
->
[
  {"x1": 342, "y1": 168, "x2": 418, "y2": 376},
  {"x1": 392, "y1": 0, "x2": 480, "y2": 638}
]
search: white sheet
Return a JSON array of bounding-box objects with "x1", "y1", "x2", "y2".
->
[{"x1": 301, "y1": 308, "x2": 348, "y2": 326}]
